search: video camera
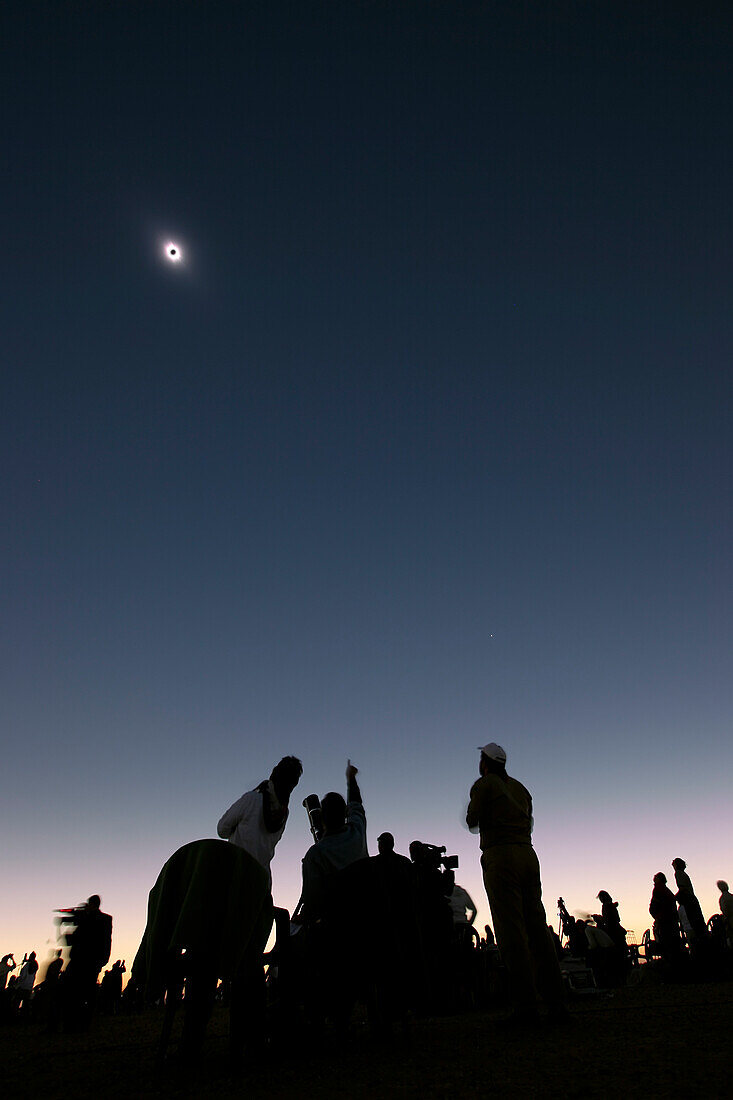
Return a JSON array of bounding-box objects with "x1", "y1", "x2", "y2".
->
[{"x1": 411, "y1": 842, "x2": 458, "y2": 871}]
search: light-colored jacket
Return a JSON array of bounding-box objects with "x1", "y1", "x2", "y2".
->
[{"x1": 217, "y1": 784, "x2": 286, "y2": 886}]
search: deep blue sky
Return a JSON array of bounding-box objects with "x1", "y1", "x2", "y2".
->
[{"x1": 3, "y1": 2, "x2": 731, "y2": 962}]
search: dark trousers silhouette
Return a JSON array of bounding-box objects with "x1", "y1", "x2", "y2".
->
[{"x1": 481, "y1": 845, "x2": 564, "y2": 1015}]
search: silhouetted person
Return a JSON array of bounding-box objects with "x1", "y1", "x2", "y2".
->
[
  {"x1": 548, "y1": 926, "x2": 563, "y2": 960},
  {"x1": 557, "y1": 897, "x2": 588, "y2": 958},
  {"x1": 100, "y1": 960, "x2": 125, "y2": 1014},
  {"x1": 298, "y1": 760, "x2": 367, "y2": 923},
  {"x1": 0, "y1": 954, "x2": 16, "y2": 991},
  {"x1": 0, "y1": 954, "x2": 16, "y2": 1024},
  {"x1": 449, "y1": 884, "x2": 478, "y2": 929},
  {"x1": 649, "y1": 873, "x2": 682, "y2": 962},
  {"x1": 63, "y1": 895, "x2": 112, "y2": 1029},
  {"x1": 373, "y1": 832, "x2": 415, "y2": 902},
  {"x1": 466, "y1": 743, "x2": 565, "y2": 1025},
  {"x1": 42, "y1": 950, "x2": 64, "y2": 1032},
  {"x1": 483, "y1": 924, "x2": 495, "y2": 947},
  {"x1": 45, "y1": 950, "x2": 63, "y2": 984},
  {"x1": 218, "y1": 756, "x2": 303, "y2": 889},
  {"x1": 671, "y1": 858, "x2": 707, "y2": 942},
  {"x1": 593, "y1": 891, "x2": 626, "y2": 950},
  {"x1": 558, "y1": 907, "x2": 589, "y2": 959},
  {"x1": 342, "y1": 831, "x2": 422, "y2": 1033},
  {"x1": 376, "y1": 831, "x2": 409, "y2": 862},
  {"x1": 717, "y1": 880, "x2": 733, "y2": 946},
  {"x1": 15, "y1": 952, "x2": 38, "y2": 1015},
  {"x1": 291, "y1": 762, "x2": 368, "y2": 1030},
  {"x1": 408, "y1": 840, "x2": 455, "y2": 1011},
  {"x1": 592, "y1": 890, "x2": 628, "y2": 985}
]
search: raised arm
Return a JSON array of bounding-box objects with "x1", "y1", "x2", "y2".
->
[
  {"x1": 259, "y1": 779, "x2": 289, "y2": 833},
  {"x1": 346, "y1": 759, "x2": 362, "y2": 805}
]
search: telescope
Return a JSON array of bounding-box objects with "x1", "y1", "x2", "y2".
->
[{"x1": 302, "y1": 794, "x2": 325, "y2": 842}]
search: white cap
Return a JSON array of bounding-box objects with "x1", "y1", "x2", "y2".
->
[{"x1": 478, "y1": 742, "x2": 507, "y2": 764}]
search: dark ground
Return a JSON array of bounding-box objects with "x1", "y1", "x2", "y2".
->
[{"x1": 3, "y1": 974, "x2": 731, "y2": 1098}]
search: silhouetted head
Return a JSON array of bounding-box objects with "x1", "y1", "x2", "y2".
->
[
  {"x1": 271, "y1": 756, "x2": 303, "y2": 799},
  {"x1": 672, "y1": 857, "x2": 686, "y2": 871},
  {"x1": 321, "y1": 791, "x2": 347, "y2": 834},
  {"x1": 87, "y1": 895, "x2": 101, "y2": 910},
  {"x1": 479, "y1": 743, "x2": 508, "y2": 779},
  {"x1": 717, "y1": 880, "x2": 729, "y2": 893},
  {"x1": 377, "y1": 832, "x2": 395, "y2": 855},
  {"x1": 653, "y1": 872, "x2": 667, "y2": 886},
  {"x1": 29, "y1": 952, "x2": 36, "y2": 962},
  {"x1": 409, "y1": 841, "x2": 423, "y2": 862},
  {"x1": 597, "y1": 890, "x2": 612, "y2": 904}
]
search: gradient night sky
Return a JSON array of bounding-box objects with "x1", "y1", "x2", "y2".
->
[{"x1": 3, "y1": 2, "x2": 731, "y2": 970}]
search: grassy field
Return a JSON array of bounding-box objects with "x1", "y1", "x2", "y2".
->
[{"x1": 2, "y1": 975, "x2": 731, "y2": 1098}]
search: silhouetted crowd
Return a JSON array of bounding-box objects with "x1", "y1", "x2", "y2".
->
[
  {"x1": 3, "y1": 746, "x2": 733, "y2": 1062},
  {"x1": 1, "y1": 896, "x2": 120, "y2": 1030}
]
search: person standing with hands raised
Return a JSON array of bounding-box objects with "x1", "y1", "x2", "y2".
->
[{"x1": 298, "y1": 760, "x2": 367, "y2": 923}]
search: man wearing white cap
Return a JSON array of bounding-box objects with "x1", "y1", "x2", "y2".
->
[{"x1": 466, "y1": 743, "x2": 564, "y2": 1025}]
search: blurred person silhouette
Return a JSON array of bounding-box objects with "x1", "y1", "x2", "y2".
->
[
  {"x1": 100, "y1": 960, "x2": 126, "y2": 1014},
  {"x1": 717, "y1": 880, "x2": 733, "y2": 945},
  {"x1": 466, "y1": 742, "x2": 566, "y2": 1027},
  {"x1": 548, "y1": 926, "x2": 563, "y2": 960},
  {"x1": 63, "y1": 895, "x2": 112, "y2": 1029},
  {"x1": 15, "y1": 952, "x2": 38, "y2": 1015},
  {"x1": 649, "y1": 873, "x2": 682, "y2": 962},
  {"x1": 42, "y1": 949, "x2": 64, "y2": 1033},
  {"x1": 45, "y1": 949, "x2": 64, "y2": 985},
  {"x1": 218, "y1": 756, "x2": 303, "y2": 889},
  {"x1": 0, "y1": 954, "x2": 16, "y2": 1024},
  {"x1": 0, "y1": 953, "x2": 16, "y2": 991},
  {"x1": 482, "y1": 924, "x2": 495, "y2": 947},
  {"x1": 448, "y1": 883, "x2": 480, "y2": 1008},
  {"x1": 671, "y1": 859, "x2": 707, "y2": 942},
  {"x1": 449, "y1": 883, "x2": 478, "y2": 930}
]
